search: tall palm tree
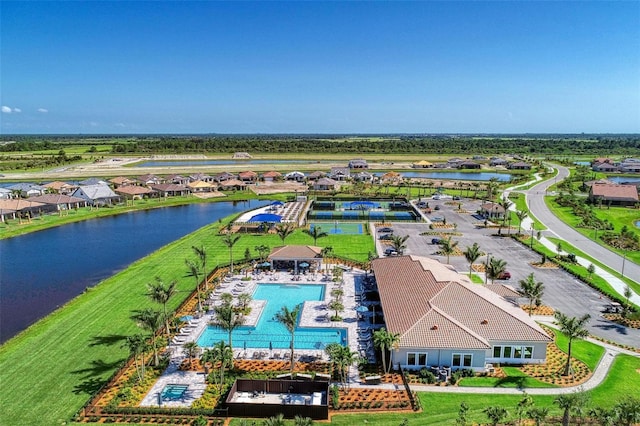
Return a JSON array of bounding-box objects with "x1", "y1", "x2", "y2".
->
[
  {"x1": 212, "y1": 301, "x2": 245, "y2": 351},
  {"x1": 515, "y1": 210, "x2": 528, "y2": 235},
  {"x1": 373, "y1": 327, "x2": 400, "y2": 374},
  {"x1": 254, "y1": 244, "x2": 270, "y2": 262},
  {"x1": 221, "y1": 234, "x2": 241, "y2": 274},
  {"x1": 131, "y1": 308, "x2": 164, "y2": 366},
  {"x1": 274, "y1": 304, "x2": 301, "y2": 374},
  {"x1": 276, "y1": 223, "x2": 295, "y2": 244},
  {"x1": 192, "y1": 245, "x2": 208, "y2": 289},
  {"x1": 519, "y1": 273, "x2": 545, "y2": 316},
  {"x1": 122, "y1": 334, "x2": 147, "y2": 382},
  {"x1": 554, "y1": 312, "x2": 591, "y2": 376},
  {"x1": 390, "y1": 234, "x2": 410, "y2": 255},
  {"x1": 439, "y1": 236, "x2": 459, "y2": 264},
  {"x1": 147, "y1": 277, "x2": 177, "y2": 336},
  {"x1": 486, "y1": 177, "x2": 499, "y2": 201},
  {"x1": 303, "y1": 225, "x2": 328, "y2": 246},
  {"x1": 498, "y1": 198, "x2": 513, "y2": 236},
  {"x1": 486, "y1": 257, "x2": 507, "y2": 284},
  {"x1": 325, "y1": 343, "x2": 357, "y2": 390},
  {"x1": 202, "y1": 341, "x2": 233, "y2": 385},
  {"x1": 463, "y1": 242, "x2": 482, "y2": 276},
  {"x1": 185, "y1": 259, "x2": 203, "y2": 311},
  {"x1": 183, "y1": 341, "x2": 200, "y2": 369},
  {"x1": 321, "y1": 246, "x2": 334, "y2": 275},
  {"x1": 555, "y1": 390, "x2": 589, "y2": 426}
]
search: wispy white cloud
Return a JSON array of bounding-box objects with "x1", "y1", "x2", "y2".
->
[
  {"x1": 114, "y1": 122, "x2": 126, "y2": 128},
  {"x1": 2, "y1": 105, "x2": 21, "y2": 113},
  {"x1": 37, "y1": 108, "x2": 48, "y2": 113}
]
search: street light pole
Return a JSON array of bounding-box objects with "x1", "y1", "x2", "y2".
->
[{"x1": 484, "y1": 252, "x2": 492, "y2": 285}]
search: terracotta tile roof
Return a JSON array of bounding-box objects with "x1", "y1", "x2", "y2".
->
[
  {"x1": 220, "y1": 179, "x2": 247, "y2": 186},
  {"x1": 269, "y1": 245, "x2": 323, "y2": 260},
  {"x1": 43, "y1": 181, "x2": 74, "y2": 190},
  {"x1": 238, "y1": 171, "x2": 258, "y2": 178},
  {"x1": 109, "y1": 176, "x2": 134, "y2": 185},
  {"x1": 115, "y1": 186, "x2": 154, "y2": 195},
  {"x1": 485, "y1": 284, "x2": 522, "y2": 299},
  {"x1": 0, "y1": 199, "x2": 46, "y2": 211},
  {"x1": 371, "y1": 255, "x2": 551, "y2": 350},
  {"x1": 591, "y1": 183, "x2": 639, "y2": 202},
  {"x1": 150, "y1": 183, "x2": 189, "y2": 192},
  {"x1": 188, "y1": 180, "x2": 214, "y2": 188},
  {"x1": 480, "y1": 202, "x2": 505, "y2": 213},
  {"x1": 28, "y1": 194, "x2": 85, "y2": 205},
  {"x1": 262, "y1": 171, "x2": 282, "y2": 178}
]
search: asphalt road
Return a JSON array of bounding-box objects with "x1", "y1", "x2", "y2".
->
[
  {"x1": 524, "y1": 165, "x2": 640, "y2": 287},
  {"x1": 375, "y1": 197, "x2": 640, "y2": 347}
]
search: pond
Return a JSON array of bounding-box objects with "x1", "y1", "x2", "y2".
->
[
  {"x1": 609, "y1": 176, "x2": 640, "y2": 184},
  {"x1": 0, "y1": 199, "x2": 271, "y2": 342},
  {"x1": 400, "y1": 171, "x2": 512, "y2": 181}
]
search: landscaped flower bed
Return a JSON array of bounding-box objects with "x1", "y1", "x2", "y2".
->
[
  {"x1": 520, "y1": 304, "x2": 555, "y2": 316},
  {"x1": 519, "y1": 334, "x2": 591, "y2": 386},
  {"x1": 334, "y1": 388, "x2": 412, "y2": 411},
  {"x1": 604, "y1": 314, "x2": 640, "y2": 329}
]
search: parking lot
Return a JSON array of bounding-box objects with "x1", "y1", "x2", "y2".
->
[{"x1": 373, "y1": 197, "x2": 640, "y2": 347}]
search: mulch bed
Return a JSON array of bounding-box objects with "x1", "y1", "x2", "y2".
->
[
  {"x1": 603, "y1": 314, "x2": 640, "y2": 329},
  {"x1": 520, "y1": 304, "x2": 555, "y2": 316},
  {"x1": 530, "y1": 261, "x2": 559, "y2": 269}
]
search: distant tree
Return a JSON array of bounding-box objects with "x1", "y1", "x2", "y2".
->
[
  {"x1": 192, "y1": 245, "x2": 208, "y2": 288},
  {"x1": 515, "y1": 210, "x2": 528, "y2": 235},
  {"x1": 516, "y1": 392, "x2": 534, "y2": 425},
  {"x1": 122, "y1": 334, "x2": 147, "y2": 382},
  {"x1": 131, "y1": 308, "x2": 164, "y2": 366},
  {"x1": 587, "y1": 263, "x2": 595, "y2": 278},
  {"x1": 303, "y1": 225, "x2": 328, "y2": 245},
  {"x1": 254, "y1": 244, "x2": 270, "y2": 262},
  {"x1": 321, "y1": 246, "x2": 334, "y2": 275},
  {"x1": 623, "y1": 285, "x2": 633, "y2": 318},
  {"x1": 554, "y1": 312, "x2": 591, "y2": 376},
  {"x1": 185, "y1": 259, "x2": 203, "y2": 311},
  {"x1": 222, "y1": 234, "x2": 241, "y2": 274},
  {"x1": 456, "y1": 401, "x2": 470, "y2": 426}
]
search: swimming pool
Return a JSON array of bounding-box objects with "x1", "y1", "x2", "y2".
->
[
  {"x1": 197, "y1": 284, "x2": 347, "y2": 350},
  {"x1": 161, "y1": 384, "x2": 188, "y2": 400}
]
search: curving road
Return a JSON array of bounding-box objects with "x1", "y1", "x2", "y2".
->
[{"x1": 523, "y1": 164, "x2": 640, "y2": 290}]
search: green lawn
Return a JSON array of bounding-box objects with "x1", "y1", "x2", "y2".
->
[
  {"x1": 508, "y1": 192, "x2": 545, "y2": 230},
  {"x1": 0, "y1": 215, "x2": 373, "y2": 425},
  {"x1": 547, "y1": 328, "x2": 605, "y2": 371},
  {"x1": 458, "y1": 367, "x2": 556, "y2": 388}
]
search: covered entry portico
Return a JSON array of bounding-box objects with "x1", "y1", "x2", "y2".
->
[{"x1": 267, "y1": 245, "x2": 323, "y2": 274}]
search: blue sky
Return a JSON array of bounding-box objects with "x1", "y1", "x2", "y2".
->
[{"x1": 1, "y1": 1, "x2": 639, "y2": 134}]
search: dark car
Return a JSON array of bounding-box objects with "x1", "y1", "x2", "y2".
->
[
  {"x1": 379, "y1": 234, "x2": 394, "y2": 240},
  {"x1": 378, "y1": 227, "x2": 394, "y2": 233},
  {"x1": 384, "y1": 247, "x2": 399, "y2": 256},
  {"x1": 431, "y1": 238, "x2": 442, "y2": 245},
  {"x1": 497, "y1": 271, "x2": 511, "y2": 280}
]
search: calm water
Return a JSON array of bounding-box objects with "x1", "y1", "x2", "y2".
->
[
  {"x1": 401, "y1": 171, "x2": 512, "y2": 181},
  {"x1": 609, "y1": 176, "x2": 640, "y2": 184},
  {"x1": 0, "y1": 200, "x2": 270, "y2": 342},
  {"x1": 136, "y1": 159, "x2": 332, "y2": 167},
  {"x1": 197, "y1": 283, "x2": 347, "y2": 350}
]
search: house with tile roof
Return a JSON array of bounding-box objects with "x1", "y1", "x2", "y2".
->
[
  {"x1": 150, "y1": 183, "x2": 191, "y2": 197},
  {"x1": 312, "y1": 177, "x2": 338, "y2": 191},
  {"x1": 371, "y1": 255, "x2": 551, "y2": 371},
  {"x1": 29, "y1": 194, "x2": 87, "y2": 210},
  {"x1": 588, "y1": 183, "x2": 639, "y2": 206},
  {"x1": 329, "y1": 167, "x2": 350, "y2": 181},
  {"x1": 187, "y1": 180, "x2": 215, "y2": 193},
  {"x1": 261, "y1": 171, "x2": 282, "y2": 182},
  {"x1": 592, "y1": 162, "x2": 619, "y2": 173},
  {"x1": 115, "y1": 185, "x2": 156, "y2": 200},
  {"x1": 72, "y1": 184, "x2": 120, "y2": 206},
  {"x1": 268, "y1": 245, "x2": 323, "y2": 273},
  {"x1": 238, "y1": 170, "x2": 258, "y2": 183},
  {"x1": 458, "y1": 160, "x2": 481, "y2": 170},
  {"x1": 43, "y1": 180, "x2": 77, "y2": 194},
  {"x1": 508, "y1": 161, "x2": 532, "y2": 170},
  {"x1": 412, "y1": 160, "x2": 433, "y2": 169},
  {"x1": 8, "y1": 183, "x2": 47, "y2": 198},
  {"x1": 109, "y1": 176, "x2": 136, "y2": 188}
]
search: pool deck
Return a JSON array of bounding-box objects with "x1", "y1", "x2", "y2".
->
[{"x1": 150, "y1": 265, "x2": 379, "y2": 407}]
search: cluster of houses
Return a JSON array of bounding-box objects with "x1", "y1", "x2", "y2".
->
[
  {"x1": 591, "y1": 157, "x2": 640, "y2": 173},
  {"x1": 412, "y1": 157, "x2": 532, "y2": 170}
]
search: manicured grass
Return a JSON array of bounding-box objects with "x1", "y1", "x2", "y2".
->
[
  {"x1": 0, "y1": 213, "x2": 374, "y2": 425},
  {"x1": 469, "y1": 273, "x2": 484, "y2": 284},
  {"x1": 590, "y1": 354, "x2": 640, "y2": 408},
  {"x1": 508, "y1": 192, "x2": 545, "y2": 230},
  {"x1": 458, "y1": 367, "x2": 556, "y2": 388},
  {"x1": 547, "y1": 328, "x2": 605, "y2": 371}
]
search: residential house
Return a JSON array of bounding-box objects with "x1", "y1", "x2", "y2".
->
[
  {"x1": 238, "y1": 171, "x2": 258, "y2": 183},
  {"x1": 78, "y1": 177, "x2": 108, "y2": 186},
  {"x1": 0, "y1": 199, "x2": 46, "y2": 220},
  {"x1": 592, "y1": 157, "x2": 614, "y2": 165},
  {"x1": 371, "y1": 255, "x2": 551, "y2": 371},
  {"x1": 284, "y1": 171, "x2": 306, "y2": 182},
  {"x1": 150, "y1": 183, "x2": 191, "y2": 197},
  {"x1": 214, "y1": 172, "x2": 236, "y2": 183},
  {"x1": 458, "y1": 161, "x2": 481, "y2": 170},
  {"x1": 187, "y1": 180, "x2": 215, "y2": 193},
  {"x1": 619, "y1": 159, "x2": 640, "y2": 173},
  {"x1": 0, "y1": 188, "x2": 15, "y2": 199},
  {"x1": 218, "y1": 179, "x2": 248, "y2": 191},
  {"x1": 8, "y1": 183, "x2": 47, "y2": 198},
  {"x1": 109, "y1": 176, "x2": 136, "y2": 188},
  {"x1": 352, "y1": 171, "x2": 375, "y2": 183},
  {"x1": 592, "y1": 162, "x2": 619, "y2": 173},
  {"x1": 480, "y1": 202, "x2": 505, "y2": 219},
  {"x1": 29, "y1": 194, "x2": 87, "y2": 210},
  {"x1": 43, "y1": 181, "x2": 77, "y2": 195},
  {"x1": 329, "y1": 167, "x2": 350, "y2": 181},
  {"x1": 312, "y1": 178, "x2": 338, "y2": 191},
  {"x1": 508, "y1": 162, "x2": 532, "y2": 170},
  {"x1": 306, "y1": 171, "x2": 326, "y2": 181},
  {"x1": 489, "y1": 158, "x2": 508, "y2": 167},
  {"x1": 72, "y1": 184, "x2": 120, "y2": 206},
  {"x1": 447, "y1": 158, "x2": 464, "y2": 168},
  {"x1": 412, "y1": 160, "x2": 433, "y2": 169},
  {"x1": 261, "y1": 171, "x2": 282, "y2": 182},
  {"x1": 166, "y1": 174, "x2": 190, "y2": 185},
  {"x1": 588, "y1": 183, "x2": 639, "y2": 207},
  {"x1": 189, "y1": 173, "x2": 215, "y2": 183},
  {"x1": 348, "y1": 158, "x2": 368, "y2": 169},
  {"x1": 115, "y1": 185, "x2": 156, "y2": 200},
  {"x1": 380, "y1": 171, "x2": 402, "y2": 183},
  {"x1": 137, "y1": 174, "x2": 164, "y2": 186}
]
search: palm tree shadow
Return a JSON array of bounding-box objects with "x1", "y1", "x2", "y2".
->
[
  {"x1": 72, "y1": 358, "x2": 125, "y2": 379},
  {"x1": 88, "y1": 334, "x2": 128, "y2": 347},
  {"x1": 494, "y1": 375, "x2": 526, "y2": 389},
  {"x1": 73, "y1": 377, "x2": 107, "y2": 396}
]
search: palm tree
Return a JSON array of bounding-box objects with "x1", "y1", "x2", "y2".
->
[
  {"x1": 463, "y1": 242, "x2": 482, "y2": 276},
  {"x1": 147, "y1": 277, "x2": 177, "y2": 336},
  {"x1": 254, "y1": 244, "x2": 270, "y2": 262},
  {"x1": 390, "y1": 234, "x2": 410, "y2": 255},
  {"x1": 498, "y1": 198, "x2": 513, "y2": 236},
  {"x1": 327, "y1": 299, "x2": 344, "y2": 320},
  {"x1": 236, "y1": 292, "x2": 252, "y2": 314},
  {"x1": 183, "y1": 341, "x2": 200, "y2": 369},
  {"x1": 527, "y1": 407, "x2": 549, "y2": 426},
  {"x1": 201, "y1": 340, "x2": 233, "y2": 385},
  {"x1": 212, "y1": 301, "x2": 245, "y2": 351},
  {"x1": 439, "y1": 236, "x2": 459, "y2": 264},
  {"x1": 486, "y1": 257, "x2": 507, "y2": 284},
  {"x1": 555, "y1": 390, "x2": 589, "y2": 426},
  {"x1": 222, "y1": 234, "x2": 241, "y2": 274},
  {"x1": 554, "y1": 312, "x2": 591, "y2": 376},
  {"x1": 185, "y1": 259, "x2": 203, "y2": 311},
  {"x1": 293, "y1": 415, "x2": 314, "y2": 426},
  {"x1": 486, "y1": 177, "x2": 499, "y2": 201},
  {"x1": 274, "y1": 304, "x2": 301, "y2": 374},
  {"x1": 325, "y1": 343, "x2": 357, "y2": 389},
  {"x1": 519, "y1": 273, "x2": 545, "y2": 316},
  {"x1": 484, "y1": 406, "x2": 508, "y2": 426},
  {"x1": 321, "y1": 246, "x2": 334, "y2": 275},
  {"x1": 303, "y1": 225, "x2": 328, "y2": 246},
  {"x1": 131, "y1": 308, "x2": 164, "y2": 366},
  {"x1": 192, "y1": 245, "x2": 208, "y2": 289},
  {"x1": 373, "y1": 327, "x2": 400, "y2": 374},
  {"x1": 263, "y1": 414, "x2": 286, "y2": 426},
  {"x1": 276, "y1": 223, "x2": 294, "y2": 244},
  {"x1": 515, "y1": 210, "x2": 528, "y2": 235},
  {"x1": 122, "y1": 334, "x2": 147, "y2": 382}
]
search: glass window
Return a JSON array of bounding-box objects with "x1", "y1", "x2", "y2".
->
[
  {"x1": 463, "y1": 354, "x2": 472, "y2": 367},
  {"x1": 407, "y1": 353, "x2": 416, "y2": 366},
  {"x1": 493, "y1": 346, "x2": 501, "y2": 358},
  {"x1": 514, "y1": 346, "x2": 522, "y2": 358},
  {"x1": 503, "y1": 346, "x2": 512, "y2": 358},
  {"x1": 418, "y1": 353, "x2": 427, "y2": 365},
  {"x1": 452, "y1": 354, "x2": 461, "y2": 367},
  {"x1": 524, "y1": 346, "x2": 533, "y2": 359}
]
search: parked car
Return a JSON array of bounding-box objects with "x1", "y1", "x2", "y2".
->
[
  {"x1": 417, "y1": 201, "x2": 428, "y2": 208},
  {"x1": 431, "y1": 216, "x2": 444, "y2": 222},
  {"x1": 378, "y1": 227, "x2": 394, "y2": 233},
  {"x1": 379, "y1": 234, "x2": 394, "y2": 240},
  {"x1": 384, "y1": 247, "x2": 399, "y2": 256},
  {"x1": 434, "y1": 205, "x2": 441, "y2": 210},
  {"x1": 497, "y1": 271, "x2": 511, "y2": 280},
  {"x1": 432, "y1": 195, "x2": 440, "y2": 200},
  {"x1": 453, "y1": 195, "x2": 461, "y2": 200},
  {"x1": 431, "y1": 238, "x2": 442, "y2": 245}
]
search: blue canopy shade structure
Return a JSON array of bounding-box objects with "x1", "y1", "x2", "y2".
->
[
  {"x1": 355, "y1": 306, "x2": 369, "y2": 313},
  {"x1": 299, "y1": 262, "x2": 310, "y2": 268},
  {"x1": 248, "y1": 213, "x2": 282, "y2": 223},
  {"x1": 271, "y1": 201, "x2": 284, "y2": 206}
]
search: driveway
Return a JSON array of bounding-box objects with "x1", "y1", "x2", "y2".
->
[{"x1": 375, "y1": 197, "x2": 640, "y2": 347}]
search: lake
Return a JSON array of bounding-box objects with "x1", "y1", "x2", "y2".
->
[
  {"x1": 609, "y1": 176, "x2": 640, "y2": 184},
  {"x1": 401, "y1": 171, "x2": 512, "y2": 181},
  {"x1": 0, "y1": 200, "x2": 271, "y2": 342}
]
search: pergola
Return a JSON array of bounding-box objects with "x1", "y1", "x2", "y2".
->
[{"x1": 267, "y1": 245, "x2": 323, "y2": 274}]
